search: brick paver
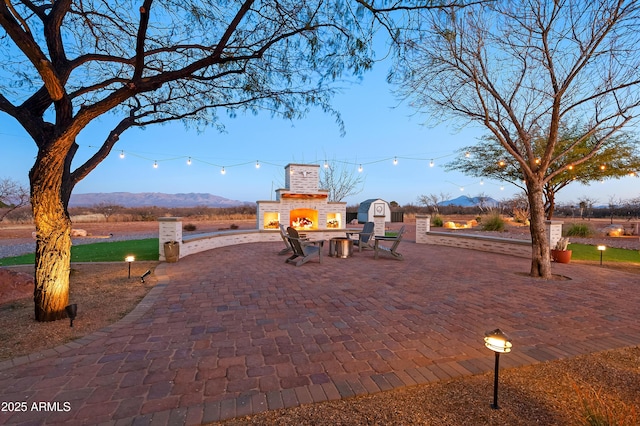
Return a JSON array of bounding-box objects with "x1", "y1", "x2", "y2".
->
[{"x1": 1, "y1": 235, "x2": 639, "y2": 424}]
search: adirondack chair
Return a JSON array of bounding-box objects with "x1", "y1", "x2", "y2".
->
[
  {"x1": 279, "y1": 224, "x2": 293, "y2": 255},
  {"x1": 345, "y1": 221, "x2": 375, "y2": 252},
  {"x1": 279, "y1": 224, "x2": 308, "y2": 255},
  {"x1": 373, "y1": 225, "x2": 406, "y2": 260},
  {"x1": 285, "y1": 227, "x2": 323, "y2": 266}
]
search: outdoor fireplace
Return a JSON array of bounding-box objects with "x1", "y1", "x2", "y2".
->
[{"x1": 256, "y1": 164, "x2": 346, "y2": 231}]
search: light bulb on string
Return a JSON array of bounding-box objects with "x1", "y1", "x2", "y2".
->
[
  {"x1": 221, "y1": 166, "x2": 226, "y2": 175},
  {"x1": 358, "y1": 164, "x2": 363, "y2": 173},
  {"x1": 324, "y1": 160, "x2": 329, "y2": 168},
  {"x1": 460, "y1": 186, "x2": 464, "y2": 191},
  {"x1": 393, "y1": 157, "x2": 398, "y2": 166},
  {"x1": 480, "y1": 179, "x2": 484, "y2": 185},
  {"x1": 187, "y1": 157, "x2": 192, "y2": 165},
  {"x1": 429, "y1": 159, "x2": 434, "y2": 168},
  {"x1": 465, "y1": 151, "x2": 470, "y2": 158},
  {"x1": 153, "y1": 160, "x2": 158, "y2": 169},
  {"x1": 500, "y1": 185, "x2": 504, "y2": 191},
  {"x1": 255, "y1": 160, "x2": 260, "y2": 169},
  {"x1": 119, "y1": 150, "x2": 125, "y2": 159}
]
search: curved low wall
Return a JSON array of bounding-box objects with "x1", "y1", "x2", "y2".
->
[
  {"x1": 424, "y1": 231, "x2": 532, "y2": 258},
  {"x1": 158, "y1": 219, "x2": 359, "y2": 260}
]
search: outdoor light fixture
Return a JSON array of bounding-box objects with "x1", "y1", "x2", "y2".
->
[
  {"x1": 597, "y1": 245, "x2": 606, "y2": 266},
  {"x1": 187, "y1": 157, "x2": 192, "y2": 165},
  {"x1": 140, "y1": 270, "x2": 151, "y2": 283},
  {"x1": 393, "y1": 157, "x2": 398, "y2": 165},
  {"x1": 484, "y1": 328, "x2": 512, "y2": 410},
  {"x1": 65, "y1": 304, "x2": 77, "y2": 328},
  {"x1": 125, "y1": 255, "x2": 135, "y2": 278},
  {"x1": 255, "y1": 160, "x2": 260, "y2": 169},
  {"x1": 429, "y1": 159, "x2": 434, "y2": 167}
]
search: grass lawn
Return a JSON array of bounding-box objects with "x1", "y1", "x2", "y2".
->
[
  {"x1": 570, "y1": 243, "x2": 640, "y2": 263},
  {"x1": 0, "y1": 238, "x2": 159, "y2": 266}
]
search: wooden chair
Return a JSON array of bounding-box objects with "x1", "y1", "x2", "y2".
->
[
  {"x1": 285, "y1": 227, "x2": 323, "y2": 266},
  {"x1": 279, "y1": 224, "x2": 293, "y2": 255},
  {"x1": 345, "y1": 221, "x2": 375, "y2": 252},
  {"x1": 374, "y1": 225, "x2": 406, "y2": 260}
]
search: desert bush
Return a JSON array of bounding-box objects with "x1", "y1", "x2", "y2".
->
[
  {"x1": 431, "y1": 215, "x2": 444, "y2": 227},
  {"x1": 183, "y1": 223, "x2": 197, "y2": 231},
  {"x1": 566, "y1": 223, "x2": 594, "y2": 238},
  {"x1": 481, "y1": 213, "x2": 505, "y2": 231},
  {"x1": 512, "y1": 207, "x2": 530, "y2": 224}
]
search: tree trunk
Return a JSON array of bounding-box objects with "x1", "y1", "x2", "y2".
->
[
  {"x1": 527, "y1": 183, "x2": 552, "y2": 279},
  {"x1": 30, "y1": 145, "x2": 72, "y2": 322}
]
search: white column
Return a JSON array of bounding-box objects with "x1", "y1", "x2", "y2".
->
[
  {"x1": 545, "y1": 220, "x2": 563, "y2": 249},
  {"x1": 373, "y1": 214, "x2": 386, "y2": 237},
  {"x1": 159, "y1": 217, "x2": 182, "y2": 261},
  {"x1": 415, "y1": 214, "x2": 431, "y2": 244}
]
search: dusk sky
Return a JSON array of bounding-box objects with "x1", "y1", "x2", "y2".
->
[{"x1": 2, "y1": 61, "x2": 638, "y2": 207}]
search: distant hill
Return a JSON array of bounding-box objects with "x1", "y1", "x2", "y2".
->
[
  {"x1": 69, "y1": 192, "x2": 252, "y2": 208},
  {"x1": 439, "y1": 195, "x2": 500, "y2": 208}
]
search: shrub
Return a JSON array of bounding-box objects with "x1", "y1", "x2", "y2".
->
[
  {"x1": 566, "y1": 223, "x2": 593, "y2": 238},
  {"x1": 481, "y1": 213, "x2": 505, "y2": 231},
  {"x1": 183, "y1": 223, "x2": 197, "y2": 232},
  {"x1": 431, "y1": 215, "x2": 443, "y2": 227}
]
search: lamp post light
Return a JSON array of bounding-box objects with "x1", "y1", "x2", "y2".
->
[
  {"x1": 125, "y1": 255, "x2": 135, "y2": 278},
  {"x1": 597, "y1": 245, "x2": 606, "y2": 266},
  {"x1": 484, "y1": 328, "x2": 512, "y2": 410}
]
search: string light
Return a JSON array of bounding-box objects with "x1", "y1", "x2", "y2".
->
[
  {"x1": 255, "y1": 160, "x2": 260, "y2": 169},
  {"x1": 429, "y1": 159, "x2": 434, "y2": 167},
  {"x1": 324, "y1": 160, "x2": 329, "y2": 168},
  {"x1": 187, "y1": 157, "x2": 192, "y2": 165},
  {"x1": 465, "y1": 151, "x2": 470, "y2": 158},
  {"x1": 600, "y1": 164, "x2": 606, "y2": 171},
  {"x1": 393, "y1": 157, "x2": 398, "y2": 165},
  {"x1": 568, "y1": 165, "x2": 574, "y2": 170},
  {"x1": 153, "y1": 160, "x2": 158, "y2": 169},
  {"x1": 498, "y1": 160, "x2": 506, "y2": 167},
  {"x1": 480, "y1": 179, "x2": 484, "y2": 185},
  {"x1": 500, "y1": 185, "x2": 504, "y2": 191},
  {"x1": 221, "y1": 166, "x2": 226, "y2": 175},
  {"x1": 460, "y1": 186, "x2": 464, "y2": 191},
  {"x1": 358, "y1": 164, "x2": 363, "y2": 173},
  {"x1": 119, "y1": 150, "x2": 125, "y2": 159}
]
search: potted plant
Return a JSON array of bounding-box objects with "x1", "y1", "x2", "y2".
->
[{"x1": 551, "y1": 237, "x2": 572, "y2": 263}]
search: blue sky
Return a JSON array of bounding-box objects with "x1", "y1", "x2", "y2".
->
[{"x1": 1, "y1": 62, "x2": 638, "y2": 207}]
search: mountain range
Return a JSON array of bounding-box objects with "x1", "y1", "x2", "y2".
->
[
  {"x1": 69, "y1": 192, "x2": 252, "y2": 208},
  {"x1": 439, "y1": 195, "x2": 500, "y2": 208}
]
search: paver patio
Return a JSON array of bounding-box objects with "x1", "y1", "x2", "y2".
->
[{"x1": 1, "y1": 237, "x2": 639, "y2": 425}]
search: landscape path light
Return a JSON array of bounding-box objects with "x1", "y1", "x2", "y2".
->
[
  {"x1": 65, "y1": 304, "x2": 77, "y2": 328},
  {"x1": 484, "y1": 328, "x2": 512, "y2": 410},
  {"x1": 597, "y1": 245, "x2": 606, "y2": 266},
  {"x1": 125, "y1": 255, "x2": 135, "y2": 279}
]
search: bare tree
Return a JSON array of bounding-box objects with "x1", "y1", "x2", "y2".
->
[
  {"x1": 0, "y1": 178, "x2": 29, "y2": 222},
  {"x1": 394, "y1": 1, "x2": 640, "y2": 278},
  {"x1": 319, "y1": 160, "x2": 365, "y2": 202},
  {"x1": 1, "y1": 1, "x2": 475, "y2": 320},
  {"x1": 416, "y1": 192, "x2": 451, "y2": 214}
]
